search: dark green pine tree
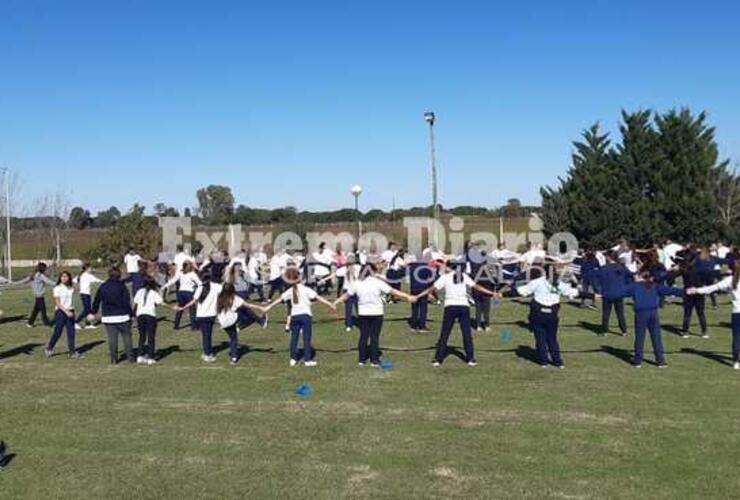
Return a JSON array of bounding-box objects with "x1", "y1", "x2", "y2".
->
[
  {"x1": 652, "y1": 109, "x2": 728, "y2": 244},
  {"x1": 614, "y1": 109, "x2": 669, "y2": 245},
  {"x1": 541, "y1": 123, "x2": 627, "y2": 248}
]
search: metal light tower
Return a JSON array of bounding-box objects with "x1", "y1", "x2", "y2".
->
[
  {"x1": 424, "y1": 111, "x2": 439, "y2": 246},
  {"x1": 351, "y1": 184, "x2": 363, "y2": 240},
  {"x1": 1, "y1": 167, "x2": 11, "y2": 281}
]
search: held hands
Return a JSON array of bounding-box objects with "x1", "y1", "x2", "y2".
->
[{"x1": 66, "y1": 310, "x2": 75, "y2": 319}]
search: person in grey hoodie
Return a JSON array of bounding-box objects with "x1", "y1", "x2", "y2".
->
[{"x1": 17, "y1": 263, "x2": 55, "y2": 327}]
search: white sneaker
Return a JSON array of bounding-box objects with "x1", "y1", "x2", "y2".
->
[
  {"x1": 146, "y1": 358, "x2": 157, "y2": 365},
  {"x1": 304, "y1": 360, "x2": 318, "y2": 367},
  {"x1": 289, "y1": 359, "x2": 298, "y2": 367},
  {"x1": 136, "y1": 356, "x2": 147, "y2": 364},
  {"x1": 358, "y1": 362, "x2": 366, "y2": 367},
  {"x1": 26, "y1": 323, "x2": 34, "y2": 328},
  {"x1": 85, "y1": 324, "x2": 98, "y2": 330},
  {"x1": 206, "y1": 355, "x2": 217, "y2": 363},
  {"x1": 540, "y1": 364, "x2": 548, "y2": 369},
  {"x1": 75, "y1": 324, "x2": 82, "y2": 330},
  {"x1": 345, "y1": 327, "x2": 352, "y2": 333},
  {"x1": 681, "y1": 334, "x2": 689, "y2": 339},
  {"x1": 633, "y1": 364, "x2": 642, "y2": 369},
  {"x1": 484, "y1": 327, "x2": 491, "y2": 332},
  {"x1": 432, "y1": 361, "x2": 441, "y2": 367},
  {"x1": 733, "y1": 362, "x2": 740, "y2": 370},
  {"x1": 229, "y1": 357, "x2": 238, "y2": 366},
  {"x1": 467, "y1": 361, "x2": 477, "y2": 367},
  {"x1": 701, "y1": 334, "x2": 710, "y2": 339},
  {"x1": 476, "y1": 327, "x2": 483, "y2": 332}
]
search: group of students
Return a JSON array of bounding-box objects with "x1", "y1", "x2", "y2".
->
[{"x1": 8, "y1": 236, "x2": 740, "y2": 371}]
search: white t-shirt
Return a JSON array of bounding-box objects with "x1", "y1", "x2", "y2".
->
[
  {"x1": 381, "y1": 249, "x2": 397, "y2": 265},
  {"x1": 281, "y1": 284, "x2": 318, "y2": 317},
  {"x1": 165, "y1": 271, "x2": 201, "y2": 293},
  {"x1": 312, "y1": 250, "x2": 334, "y2": 278},
  {"x1": 53, "y1": 284, "x2": 74, "y2": 310},
  {"x1": 124, "y1": 253, "x2": 142, "y2": 274},
  {"x1": 347, "y1": 277, "x2": 392, "y2": 316},
  {"x1": 133, "y1": 288, "x2": 163, "y2": 317},
  {"x1": 269, "y1": 254, "x2": 288, "y2": 281},
  {"x1": 76, "y1": 271, "x2": 103, "y2": 295},
  {"x1": 434, "y1": 272, "x2": 475, "y2": 307},
  {"x1": 193, "y1": 282, "x2": 223, "y2": 318},
  {"x1": 217, "y1": 295, "x2": 245, "y2": 328},
  {"x1": 173, "y1": 251, "x2": 193, "y2": 271}
]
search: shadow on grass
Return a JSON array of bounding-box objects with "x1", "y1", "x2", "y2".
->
[
  {"x1": 0, "y1": 342, "x2": 42, "y2": 360},
  {"x1": 155, "y1": 345, "x2": 181, "y2": 361},
  {"x1": 600, "y1": 345, "x2": 637, "y2": 365},
  {"x1": 578, "y1": 321, "x2": 605, "y2": 336},
  {"x1": 515, "y1": 344, "x2": 540, "y2": 365},
  {"x1": 0, "y1": 315, "x2": 26, "y2": 325},
  {"x1": 0, "y1": 453, "x2": 16, "y2": 470},
  {"x1": 663, "y1": 325, "x2": 686, "y2": 338},
  {"x1": 681, "y1": 347, "x2": 733, "y2": 367},
  {"x1": 77, "y1": 340, "x2": 105, "y2": 355}
]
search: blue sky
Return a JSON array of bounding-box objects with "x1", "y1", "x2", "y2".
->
[{"x1": 1, "y1": 0, "x2": 739, "y2": 214}]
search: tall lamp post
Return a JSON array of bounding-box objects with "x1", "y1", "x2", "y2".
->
[
  {"x1": 424, "y1": 111, "x2": 439, "y2": 246},
  {"x1": 1, "y1": 167, "x2": 11, "y2": 281},
  {"x1": 351, "y1": 184, "x2": 363, "y2": 241}
]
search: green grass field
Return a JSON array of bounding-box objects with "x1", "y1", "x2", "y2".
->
[{"x1": 2, "y1": 284, "x2": 740, "y2": 499}]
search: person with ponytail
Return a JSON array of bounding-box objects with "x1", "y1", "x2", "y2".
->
[
  {"x1": 415, "y1": 260, "x2": 498, "y2": 367},
  {"x1": 226, "y1": 261, "x2": 268, "y2": 329},
  {"x1": 615, "y1": 266, "x2": 684, "y2": 368},
  {"x1": 132, "y1": 276, "x2": 178, "y2": 365},
  {"x1": 216, "y1": 282, "x2": 267, "y2": 366},
  {"x1": 162, "y1": 260, "x2": 202, "y2": 330},
  {"x1": 180, "y1": 272, "x2": 221, "y2": 363},
  {"x1": 501, "y1": 262, "x2": 581, "y2": 368},
  {"x1": 45, "y1": 271, "x2": 84, "y2": 359},
  {"x1": 335, "y1": 262, "x2": 415, "y2": 366},
  {"x1": 688, "y1": 261, "x2": 740, "y2": 369},
  {"x1": 264, "y1": 267, "x2": 336, "y2": 367}
]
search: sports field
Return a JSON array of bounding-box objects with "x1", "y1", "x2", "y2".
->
[{"x1": 2, "y1": 286, "x2": 740, "y2": 499}]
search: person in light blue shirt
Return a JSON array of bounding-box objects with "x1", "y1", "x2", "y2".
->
[{"x1": 512, "y1": 265, "x2": 581, "y2": 368}]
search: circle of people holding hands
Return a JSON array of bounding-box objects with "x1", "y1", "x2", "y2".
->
[{"x1": 7, "y1": 237, "x2": 740, "y2": 371}]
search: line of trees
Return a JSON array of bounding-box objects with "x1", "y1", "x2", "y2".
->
[
  {"x1": 29, "y1": 195, "x2": 537, "y2": 231},
  {"x1": 540, "y1": 108, "x2": 738, "y2": 248}
]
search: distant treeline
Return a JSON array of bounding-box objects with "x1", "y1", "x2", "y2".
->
[{"x1": 20, "y1": 198, "x2": 539, "y2": 230}]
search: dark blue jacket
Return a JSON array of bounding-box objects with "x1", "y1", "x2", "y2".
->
[
  {"x1": 124, "y1": 272, "x2": 146, "y2": 295},
  {"x1": 92, "y1": 279, "x2": 133, "y2": 318},
  {"x1": 580, "y1": 258, "x2": 601, "y2": 284},
  {"x1": 620, "y1": 282, "x2": 683, "y2": 312},
  {"x1": 588, "y1": 263, "x2": 633, "y2": 299}
]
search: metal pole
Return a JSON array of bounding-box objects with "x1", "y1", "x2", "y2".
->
[
  {"x1": 428, "y1": 119, "x2": 439, "y2": 246},
  {"x1": 354, "y1": 194, "x2": 362, "y2": 240},
  {"x1": 2, "y1": 168, "x2": 10, "y2": 281}
]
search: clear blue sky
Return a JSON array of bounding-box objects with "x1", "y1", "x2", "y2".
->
[{"x1": 1, "y1": 0, "x2": 739, "y2": 214}]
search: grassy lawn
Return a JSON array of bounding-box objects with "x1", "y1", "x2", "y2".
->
[{"x1": 2, "y1": 284, "x2": 740, "y2": 499}]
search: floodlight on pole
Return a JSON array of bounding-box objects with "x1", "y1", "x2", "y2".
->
[
  {"x1": 424, "y1": 111, "x2": 439, "y2": 246},
  {"x1": 351, "y1": 184, "x2": 363, "y2": 240}
]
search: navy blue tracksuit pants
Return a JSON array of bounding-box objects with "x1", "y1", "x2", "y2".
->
[
  {"x1": 49, "y1": 309, "x2": 77, "y2": 354},
  {"x1": 174, "y1": 291, "x2": 196, "y2": 330},
  {"x1": 602, "y1": 297, "x2": 627, "y2": 334},
  {"x1": 357, "y1": 315, "x2": 384, "y2": 364},
  {"x1": 731, "y1": 313, "x2": 740, "y2": 362},
  {"x1": 410, "y1": 295, "x2": 428, "y2": 330},
  {"x1": 529, "y1": 304, "x2": 562, "y2": 367},
  {"x1": 634, "y1": 309, "x2": 665, "y2": 365},
  {"x1": 289, "y1": 314, "x2": 313, "y2": 362},
  {"x1": 199, "y1": 317, "x2": 215, "y2": 356},
  {"x1": 224, "y1": 324, "x2": 240, "y2": 360},
  {"x1": 682, "y1": 295, "x2": 707, "y2": 334},
  {"x1": 344, "y1": 295, "x2": 357, "y2": 329},
  {"x1": 434, "y1": 306, "x2": 474, "y2": 363},
  {"x1": 75, "y1": 294, "x2": 93, "y2": 323}
]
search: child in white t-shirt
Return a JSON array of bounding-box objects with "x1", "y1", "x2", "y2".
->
[{"x1": 265, "y1": 268, "x2": 336, "y2": 367}]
